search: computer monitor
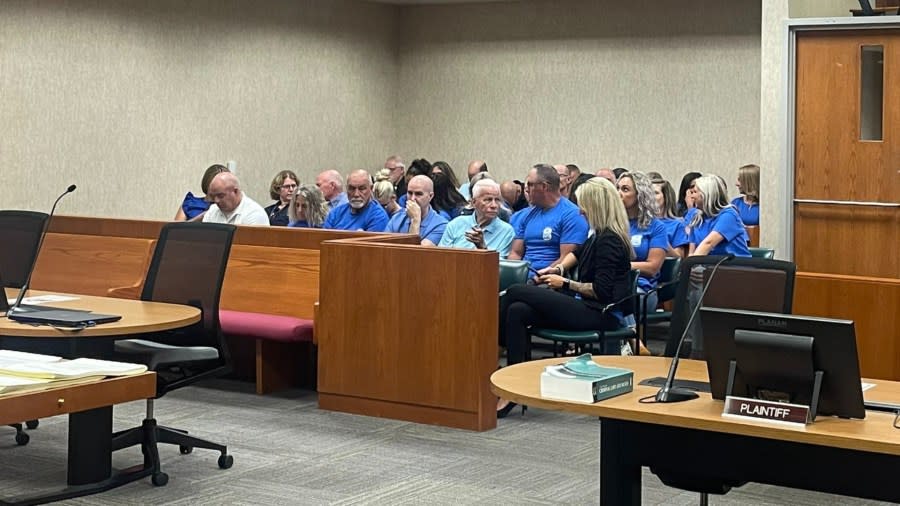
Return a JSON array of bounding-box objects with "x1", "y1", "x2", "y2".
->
[{"x1": 700, "y1": 307, "x2": 866, "y2": 419}]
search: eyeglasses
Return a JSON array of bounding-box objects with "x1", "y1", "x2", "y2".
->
[
  {"x1": 279, "y1": 184, "x2": 298, "y2": 190},
  {"x1": 525, "y1": 181, "x2": 546, "y2": 189}
]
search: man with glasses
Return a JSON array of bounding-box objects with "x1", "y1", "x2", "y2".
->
[
  {"x1": 322, "y1": 169, "x2": 389, "y2": 232},
  {"x1": 507, "y1": 164, "x2": 588, "y2": 273},
  {"x1": 384, "y1": 155, "x2": 406, "y2": 198},
  {"x1": 554, "y1": 164, "x2": 572, "y2": 198},
  {"x1": 203, "y1": 172, "x2": 269, "y2": 226}
]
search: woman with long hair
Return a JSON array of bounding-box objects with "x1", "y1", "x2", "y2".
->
[
  {"x1": 676, "y1": 171, "x2": 702, "y2": 217},
  {"x1": 287, "y1": 184, "x2": 330, "y2": 228},
  {"x1": 652, "y1": 178, "x2": 689, "y2": 257},
  {"x1": 732, "y1": 164, "x2": 759, "y2": 226},
  {"x1": 498, "y1": 177, "x2": 634, "y2": 417},
  {"x1": 688, "y1": 176, "x2": 751, "y2": 257},
  {"x1": 431, "y1": 161, "x2": 462, "y2": 189},
  {"x1": 430, "y1": 171, "x2": 468, "y2": 220}
]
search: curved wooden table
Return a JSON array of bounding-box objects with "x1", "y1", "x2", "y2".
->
[
  {"x1": 2, "y1": 289, "x2": 200, "y2": 338},
  {"x1": 491, "y1": 356, "x2": 900, "y2": 505}
]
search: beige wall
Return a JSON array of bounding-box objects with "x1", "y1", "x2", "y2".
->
[
  {"x1": 789, "y1": 0, "x2": 859, "y2": 18},
  {"x1": 395, "y1": 0, "x2": 762, "y2": 198},
  {"x1": 0, "y1": 0, "x2": 398, "y2": 219}
]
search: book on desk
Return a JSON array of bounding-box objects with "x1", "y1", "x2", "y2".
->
[
  {"x1": 540, "y1": 354, "x2": 633, "y2": 404},
  {"x1": 0, "y1": 350, "x2": 148, "y2": 396}
]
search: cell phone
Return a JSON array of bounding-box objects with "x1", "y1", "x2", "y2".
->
[{"x1": 528, "y1": 265, "x2": 541, "y2": 276}]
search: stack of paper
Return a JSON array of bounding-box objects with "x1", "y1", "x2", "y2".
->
[{"x1": 0, "y1": 350, "x2": 147, "y2": 396}]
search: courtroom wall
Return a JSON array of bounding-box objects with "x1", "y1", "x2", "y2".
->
[
  {"x1": 0, "y1": 0, "x2": 398, "y2": 219},
  {"x1": 394, "y1": 0, "x2": 762, "y2": 198}
]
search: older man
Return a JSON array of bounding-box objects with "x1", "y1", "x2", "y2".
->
[
  {"x1": 500, "y1": 180, "x2": 528, "y2": 212},
  {"x1": 508, "y1": 164, "x2": 588, "y2": 271},
  {"x1": 386, "y1": 175, "x2": 447, "y2": 245},
  {"x1": 439, "y1": 179, "x2": 515, "y2": 258},
  {"x1": 595, "y1": 168, "x2": 616, "y2": 183},
  {"x1": 457, "y1": 160, "x2": 487, "y2": 199},
  {"x1": 202, "y1": 172, "x2": 269, "y2": 226},
  {"x1": 554, "y1": 164, "x2": 572, "y2": 198},
  {"x1": 322, "y1": 169, "x2": 389, "y2": 231},
  {"x1": 315, "y1": 169, "x2": 349, "y2": 208}
]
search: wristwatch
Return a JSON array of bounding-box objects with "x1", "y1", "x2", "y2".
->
[{"x1": 562, "y1": 279, "x2": 571, "y2": 291}]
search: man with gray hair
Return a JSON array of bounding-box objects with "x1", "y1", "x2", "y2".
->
[
  {"x1": 322, "y1": 169, "x2": 389, "y2": 231},
  {"x1": 202, "y1": 172, "x2": 269, "y2": 226},
  {"x1": 439, "y1": 179, "x2": 515, "y2": 258},
  {"x1": 315, "y1": 169, "x2": 348, "y2": 208}
]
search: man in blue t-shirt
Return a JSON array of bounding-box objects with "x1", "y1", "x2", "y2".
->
[
  {"x1": 386, "y1": 175, "x2": 447, "y2": 245},
  {"x1": 322, "y1": 169, "x2": 389, "y2": 232},
  {"x1": 508, "y1": 164, "x2": 589, "y2": 272}
]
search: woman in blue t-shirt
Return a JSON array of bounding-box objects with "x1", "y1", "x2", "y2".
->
[
  {"x1": 174, "y1": 164, "x2": 229, "y2": 221},
  {"x1": 287, "y1": 184, "x2": 330, "y2": 229},
  {"x1": 688, "y1": 176, "x2": 750, "y2": 257},
  {"x1": 731, "y1": 164, "x2": 759, "y2": 226},
  {"x1": 652, "y1": 177, "x2": 690, "y2": 258},
  {"x1": 617, "y1": 172, "x2": 668, "y2": 326}
]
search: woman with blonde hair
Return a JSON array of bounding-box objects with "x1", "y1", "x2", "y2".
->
[
  {"x1": 497, "y1": 177, "x2": 634, "y2": 417},
  {"x1": 373, "y1": 169, "x2": 402, "y2": 217},
  {"x1": 688, "y1": 175, "x2": 750, "y2": 257},
  {"x1": 287, "y1": 184, "x2": 329, "y2": 228},
  {"x1": 732, "y1": 164, "x2": 759, "y2": 226},
  {"x1": 264, "y1": 170, "x2": 299, "y2": 226}
]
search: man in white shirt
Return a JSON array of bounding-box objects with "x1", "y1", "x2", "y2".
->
[{"x1": 203, "y1": 172, "x2": 269, "y2": 226}]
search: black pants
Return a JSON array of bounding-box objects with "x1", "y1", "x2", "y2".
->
[{"x1": 500, "y1": 284, "x2": 620, "y2": 366}]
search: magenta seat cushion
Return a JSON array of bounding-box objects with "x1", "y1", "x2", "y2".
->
[{"x1": 219, "y1": 310, "x2": 314, "y2": 343}]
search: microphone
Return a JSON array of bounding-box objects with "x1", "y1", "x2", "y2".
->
[
  {"x1": 9, "y1": 184, "x2": 77, "y2": 314},
  {"x1": 654, "y1": 254, "x2": 734, "y2": 403}
]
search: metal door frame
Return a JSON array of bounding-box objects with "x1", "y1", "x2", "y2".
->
[{"x1": 784, "y1": 17, "x2": 900, "y2": 259}]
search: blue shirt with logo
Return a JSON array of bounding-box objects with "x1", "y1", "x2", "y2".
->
[
  {"x1": 514, "y1": 198, "x2": 589, "y2": 271},
  {"x1": 689, "y1": 206, "x2": 751, "y2": 257},
  {"x1": 323, "y1": 200, "x2": 389, "y2": 232},
  {"x1": 386, "y1": 206, "x2": 448, "y2": 245}
]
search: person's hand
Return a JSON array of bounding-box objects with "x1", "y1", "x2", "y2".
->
[
  {"x1": 538, "y1": 274, "x2": 566, "y2": 289},
  {"x1": 464, "y1": 226, "x2": 486, "y2": 249},
  {"x1": 406, "y1": 201, "x2": 422, "y2": 224},
  {"x1": 536, "y1": 266, "x2": 559, "y2": 276}
]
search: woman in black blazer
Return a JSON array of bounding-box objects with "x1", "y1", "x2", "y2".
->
[{"x1": 498, "y1": 177, "x2": 634, "y2": 417}]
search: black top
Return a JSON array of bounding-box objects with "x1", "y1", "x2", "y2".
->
[
  {"x1": 265, "y1": 202, "x2": 290, "y2": 227},
  {"x1": 572, "y1": 229, "x2": 632, "y2": 315}
]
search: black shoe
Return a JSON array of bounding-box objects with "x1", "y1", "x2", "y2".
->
[{"x1": 497, "y1": 401, "x2": 527, "y2": 419}]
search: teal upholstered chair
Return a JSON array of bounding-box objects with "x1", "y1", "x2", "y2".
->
[
  {"x1": 499, "y1": 259, "x2": 529, "y2": 295},
  {"x1": 748, "y1": 247, "x2": 775, "y2": 259},
  {"x1": 529, "y1": 269, "x2": 640, "y2": 356}
]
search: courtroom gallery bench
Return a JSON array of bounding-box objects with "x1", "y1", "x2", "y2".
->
[{"x1": 33, "y1": 216, "x2": 418, "y2": 394}]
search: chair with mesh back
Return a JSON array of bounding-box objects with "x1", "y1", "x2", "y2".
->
[
  {"x1": 111, "y1": 222, "x2": 236, "y2": 486},
  {"x1": 529, "y1": 269, "x2": 641, "y2": 356},
  {"x1": 0, "y1": 210, "x2": 49, "y2": 445},
  {"x1": 655, "y1": 255, "x2": 796, "y2": 504},
  {"x1": 748, "y1": 247, "x2": 775, "y2": 259}
]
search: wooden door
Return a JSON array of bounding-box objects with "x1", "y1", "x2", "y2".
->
[{"x1": 793, "y1": 30, "x2": 900, "y2": 380}]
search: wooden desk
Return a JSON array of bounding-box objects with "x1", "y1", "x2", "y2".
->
[
  {"x1": 1, "y1": 289, "x2": 200, "y2": 357},
  {"x1": 491, "y1": 356, "x2": 900, "y2": 504},
  {"x1": 0, "y1": 373, "x2": 156, "y2": 505}
]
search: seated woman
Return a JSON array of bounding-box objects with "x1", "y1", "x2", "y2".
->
[
  {"x1": 174, "y1": 164, "x2": 228, "y2": 221},
  {"x1": 431, "y1": 161, "x2": 462, "y2": 189},
  {"x1": 676, "y1": 171, "x2": 702, "y2": 218},
  {"x1": 264, "y1": 170, "x2": 299, "y2": 226},
  {"x1": 287, "y1": 184, "x2": 329, "y2": 228},
  {"x1": 651, "y1": 177, "x2": 690, "y2": 257},
  {"x1": 373, "y1": 169, "x2": 402, "y2": 218},
  {"x1": 731, "y1": 164, "x2": 759, "y2": 226},
  {"x1": 430, "y1": 171, "x2": 468, "y2": 221},
  {"x1": 617, "y1": 171, "x2": 668, "y2": 322},
  {"x1": 688, "y1": 176, "x2": 751, "y2": 257},
  {"x1": 498, "y1": 177, "x2": 634, "y2": 417}
]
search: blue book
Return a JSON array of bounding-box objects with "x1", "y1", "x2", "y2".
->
[{"x1": 540, "y1": 355, "x2": 633, "y2": 403}]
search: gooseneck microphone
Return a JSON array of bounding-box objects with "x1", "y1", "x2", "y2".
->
[
  {"x1": 9, "y1": 184, "x2": 77, "y2": 313},
  {"x1": 654, "y1": 254, "x2": 734, "y2": 403}
]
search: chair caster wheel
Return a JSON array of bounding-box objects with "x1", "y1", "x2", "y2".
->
[
  {"x1": 218, "y1": 454, "x2": 233, "y2": 469},
  {"x1": 25, "y1": 420, "x2": 39, "y2": 430},
  {"x1": 15, "y1": 432, "x2": 29, "y2": 446},
  {"x1": 151, "y1": 472, "x2": 169, "y2": 486},
  {"x1": 179, "y1": 445, "x2": 193, "y2": 454}
]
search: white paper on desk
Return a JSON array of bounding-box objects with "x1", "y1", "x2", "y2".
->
[
  {"x1": 0, "y1": 357, "x2": 147, "y2": 380},
  {"x1": 5, "y1": 295, "x2": 80, "y2": 305},
  {"x1": 861, "y1": 382, "x2": 876, "y2": 392},
  {"x1": 0, "y1": 350, "x2": 62, "y2": 363}
]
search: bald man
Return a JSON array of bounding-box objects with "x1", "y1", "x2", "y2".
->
[
  {"x1": 595, "y1": 168, "x2": 616, "y2": 183},
  {"x1": 386, "y1": 175, "x2": 447, "y2": 245},
  {"x1": 500, "y1": 180, "x2": 528, "y2": 212},
  {"x1": 553, "y1": 164, "x2": 571, "y2": 198},
  {"x1": 203, "y1": 172, "x2": 269, "y2": 226},
  {"x1": 315, "y1": 169, "x2": 348, "y2": 208},
  {"x1": 321, "y1": 170, "x2": 389, "y2": 232},
  {"x1": 457, "y1": 159, "x2": 487, "y2": 199}
]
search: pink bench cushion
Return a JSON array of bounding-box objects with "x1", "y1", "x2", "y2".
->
[{"x1": 219, "y1": 310, "x2": 314, "y2": 344}]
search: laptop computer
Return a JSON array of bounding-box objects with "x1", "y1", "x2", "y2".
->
[{"x1": 8, "y1": 309, "x2": 121, "y2": 328}]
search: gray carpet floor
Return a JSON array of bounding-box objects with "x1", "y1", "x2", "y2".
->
[{"x1": 0, "y1": 379, "x2": 894, "y2": 505}]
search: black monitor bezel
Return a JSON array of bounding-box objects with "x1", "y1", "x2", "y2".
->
[{"x1": 701, "y1": 307, "x2": 866, "y2": 419}]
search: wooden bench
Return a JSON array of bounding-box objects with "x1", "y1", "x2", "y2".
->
[{"x1": 32, "y1": 216, "x2": 418, "y2": 394}]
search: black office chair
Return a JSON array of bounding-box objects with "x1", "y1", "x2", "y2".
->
[
  {"x1": 111, "y1": 223, "x2": 236, "y2": 486},
  {"x1": 0, "y1": 210, "x2": 49, "y2": 445},
  {"x1": 639, "y1": 256, "x2": 681, "y2": 354},
  {"x1": 654, "y1": 255, "x2": 796, "y2": 503}
]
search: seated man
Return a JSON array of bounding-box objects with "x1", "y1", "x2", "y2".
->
[
  {"x1": 203, "y1": 172, "x2": 269, "y2": 226},
  {"x1": 439, "y1": 179, "x2": 515, "y2": 258},
  {"x1": 508, "y1": 164, "x2": 588, "y2": 271},
  {"x1": 322, "y1": 170, "x2": 389, "y2": 232},
  {"x1": 316, "y1": 169, "x2": 349, "y2": 208},
  {"x1": 386, "y1": 175, "x2": 447, "y2": 245}
]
